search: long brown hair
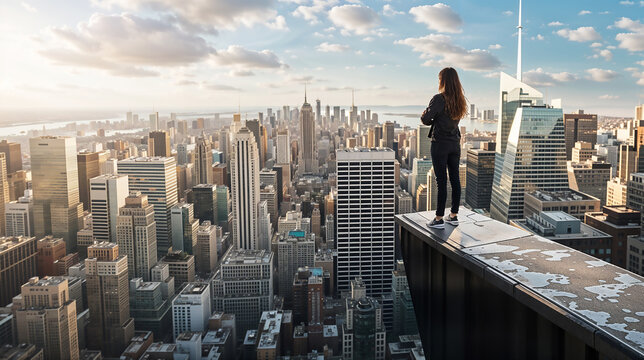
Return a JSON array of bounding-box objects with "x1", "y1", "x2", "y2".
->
[{"x1": 439, "y1": 67, "x2": 468, "y2": 120}]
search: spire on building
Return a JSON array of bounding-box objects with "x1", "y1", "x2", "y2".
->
[{"x1": 516, "y1": 0, "x2": 523, "y2": 81}]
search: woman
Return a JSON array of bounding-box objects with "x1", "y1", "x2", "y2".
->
[{"x1": 420, "y1": 67, "x2": 468, "y2": 229}]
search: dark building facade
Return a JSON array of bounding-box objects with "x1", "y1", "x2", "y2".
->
[{"x1": 465, "y1": 142, "x2": 496, "y2": 211}]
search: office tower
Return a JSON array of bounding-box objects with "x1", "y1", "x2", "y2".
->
[
  {"x1": 343, "y1": 278, "x2": 386, "y2": 360},
  {"x1": 118, "y1": 157, "x2": 178, "y2": 255},
  {"x1": 5, "y1": 190, "x2": 34, "y2": 237},
  {"x1": 218, "y1": 128, "x2": 229, "y2": 163},
  {"x1": 259, "y1": 185, "x2": 278, "y2": 227},
  {"x1": 176, "y1": 163, "x2": 194, "y2": 200},
  {"x1": 148, "y1": 131, "x2": 171, "y2": 158},
  {"x1": 409, "y1": 158, "x2": 432, "y2": 198},
  {"x1": 231, "y1": 128, "x2": 260, "y2": 249},
  {"x1": 149, "y1": 262, "x2": 176, "y2": 300},
  {"x1": 158, "y1": 251, "x2": 195, "y2": 286},
  {"x1": 466, "y1": 142, "x2": 496, "y2": 210},
  {"x1": 0, "y1": 236, "x2": 37, "y2": 306},
  {"x1": 290, "y1": 267, "x2": 324, "y2": 326},
  {"x1": 324, "y1": 214, "x2": 335, "y2": 248},
  {"x1": 259, "y1": 168, "x2": 281, "y2": 204},
  {"x1": 276, "y1": 129, "x2": 291, "y2": 165},
  {"x1": 14, "y1": 276, "x2": 79, "y2": 360},
  {"x1": 7, "y1": 170, "x2": 27, "y2": 201},
  {"x1": 129, "y1": 278, "x2": 173, "y2": 342},
  {"x1": 212, "y1": 163, "x2": 227, "y2": 186},
  {"x1": 416, "y1": 184, "x2": 428, "y2": 211},
  {"x1": 31, "y1": 136, "x2": 84, "y2": 253},
  {"x1": 585, "y1": 206, "x2": 640, "y2": 268},
  {"x1": 171, "y1": 203, "x2": 199, "y2": 254},
  {"x1": 177, "y1": 143, "x2": 190, "y2": 165},
  {"x1": 567, "y1": 160, "x2": 611, "y2": 205},
  {"x1": 0, "y1": 140, "x2": 22, "y2": 173},
  {"x1": 276, "y1": 231, "x2": 315, "y2": 299},
  {"x1": 77, "y1": 151, "x2": 100, "y2": 210},
  {"x1": 311, "y1": 205, "x2": 321, "y2": 238},
  {"x1": 395, "y1": 190, "x2": 413, "y2": 215},
  {"x1": 195, "y1": 221, "x2": 218, "y2": 275},
  {"x1": 257, "y1": 201, "x2": 271, "y2": 251},
  {"x1": 194, "y1": 133, "x2": 213, "y2": 184},
  {"x1": 618, "y1": 144, "x2": 637, "y2": 182},
  {"x1": 117, "y1": 192, "x2": 157, "y2": 280},
  {"x1": 383, "y1": 121, "x2": 395, "y2": 149},
  {"x1": 627, "y1": 234, "x2": 644, "y2": 275},
  {"x1": 564, "y1": 110, "x2": 598, "y2": 160},
  {"x1": 37, "y1": 236, "x2": 66, "y2": 277},
  {"x1": 336, "y1": 148, "x2": 395, "y2": 297},
  {"x1": 571, "y1": 141, "x2": 596, "y2": 163},
  {"x1": 191, "y1": 184, "x2": 228, "y2": 229},
  {"x1": 171, "y1": 282, "x2": 212, "y2": 340},
  {"x1": 315, "y1": 99, "x2": 322, "y2": 124},
  {"x1": 299, "y1": 92, "x2": 318, "y2": 174},
  {"x1": 606, "y1": 178, "x2": 628, "y2": 206},
  {"x1": 90, "y1": 174, "x2": 129, "y2": 242},
  {"x1": 416, "y1": 125, "x2": 431, "y2": 159},
  {"x1": 523, "y1": 189, "x2": 601, "y2": 220},
  {"x1": 149, "y1": 112, "x2": 159, "y2": 131},
  {"x1": 85, "y1": 242, "x2": 135, "y2": 357},
  {"x1": 470, "y1": 104, "x2": 476, "y2": 119},
  {"x1": 212, "y1": 248, "x2": 273, "y2": 340},
  {"x1": 627, "y1": 173, "x2": 644, "y2": 214},
  {"x1": 391, "y1": 261, "x2": 418, "y2": 338},
  {"x1": 0, "y1": 154, "x2": 8, "y2": 236},
  {"x1": 490, "y1": 104, "x2": 568, "y2": 223}
]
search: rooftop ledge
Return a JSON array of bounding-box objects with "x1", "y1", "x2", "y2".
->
[{"x1": 396, "y1": 208, "x2": 644, "y2": 360}]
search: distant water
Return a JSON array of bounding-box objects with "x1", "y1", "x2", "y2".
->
[{"x1": 0, "y1": 105, "x2": 497, "y2": 137}]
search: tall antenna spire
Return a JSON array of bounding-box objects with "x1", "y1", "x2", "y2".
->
[
  {"x1": 352, "y1": 88, "x2": 355, "y2": 107},
  {"x1": 304, "y1": 82, "x2": 307, "y2": 103},
  {"x1": 517, "y1": 0, "x2": 523, "y2": 81}
]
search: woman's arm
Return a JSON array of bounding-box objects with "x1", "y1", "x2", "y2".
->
[{"x1": 421, "y1": 94, "x2": 444, "y2": 126}]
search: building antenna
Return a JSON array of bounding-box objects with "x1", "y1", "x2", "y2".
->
[
  {"x1": 517, "y1": 0, "x2": 523, "y2": 81},
  {"x1": 304, "y1": 82, "x2": 307, "y2": 103},
  {"x1": 352, "y1": 88, "x2": 355, "y2": 107}
]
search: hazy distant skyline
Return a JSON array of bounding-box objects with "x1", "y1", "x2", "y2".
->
[{"x1": 1, "y1": 0, "x2": 643, "y2": 116}]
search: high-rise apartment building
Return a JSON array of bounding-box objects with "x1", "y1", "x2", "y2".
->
[
  {"x1": 195, "y1": 221, "x2": 218, "y2": 275},
  {"x1": 148, "y1": 131, "x2": 171, "y2": 157},
  {"x1": 231, "y1": 128, "x2": 260, "y2": 249},
  {"x1": 212, "y1": 248, "x2": 273, "y2": 340},
  {"x1": 85, "y1": 242, "x2": 135, "y2": 357},
  {"x1": 298, "y1": 94, "x2": 317, "y2": 175},
  {"x1": 466, "y1": 142, "x2": 496, "y2": 210},
  {"x1": 607, "y1": 178, "x2": 628, "y2": 206},
  {"x1": 171, "y1": 202, "x2": 199, "y2": 254},
  {"x1": 194, "y1": 134, "x2": 213, "y2": 185},
  {"x1": 336, "y1": 148, "x2": 395, "y2": 297},
  {"x1": 77, "y1": 151, "x2": 100, "y2": 210},
  {"x1": 31, "y1": 136, "x2": 84, "y2": 253},
  {"x1": 0, "y1": 236, "x2": 37, "y2": 306},
  {"x1": 567, "y1": 160, "x2": 611, "y2": 205},
  {"x1": 14, "y1": 276, "x2": 79, "y2": 360},
  {"x1": 0, "y1": 140, "x2": 22, "y2": 174},
  {"x1": 118, "y1": 157, "x2": 178, "y2": 256},
  {"x1": 117, "y1": 192, "x2": 157, "y2": 280},
  {"x1": 172, "y1": 282, "x2": 212, "y2": 340},
  {"x1": 5, "y1": 190, "x2": 34, "y2": 237},
  {"x1": 564, "y1": 110, "x2": 597, "y2": 160},
  {"x1": 276, "y1": 231, "x2": 315, "y2": 300},
  {"x1": 90, "y1": 174, "x2": 129, "y2": 242}
]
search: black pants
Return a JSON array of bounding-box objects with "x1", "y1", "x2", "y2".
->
[{"x1": 430, "y1": 140, "x2": 461, "y2": 217}]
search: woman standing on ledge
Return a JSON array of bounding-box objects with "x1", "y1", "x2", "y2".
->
[{"x1": 421, "y1": 67, "x2": 468, "y2": 229}]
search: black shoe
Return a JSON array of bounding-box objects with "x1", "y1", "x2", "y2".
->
[
  {"x1": 427, "y1": 218, "x2": 445, "y2": 229},
  {"x1": 445, "y1": 214, "x2": 459, "y2": 226}
]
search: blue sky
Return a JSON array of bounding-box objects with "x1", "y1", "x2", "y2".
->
[{"x1": 0, "y1": 0, "x2": 643, "y2": 116}]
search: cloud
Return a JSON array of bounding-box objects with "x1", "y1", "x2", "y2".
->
[
  {"x1": 488, "y1": 44, "x2": 502, "y2": 50},
  {"x1": 328, "y1": 4, "x2": 379, "y2": 35},
  {"x1": 316, "y1": 42, "x2": 350, "y2": 52},
  {"x1": 382, "y1": 4, "x2": 403, "y2": 17},
  {"x1": 266, "y1": 15, "x2": 288, "y2": 30},
  {"x1": 638, "y1": 60, "x2": 644, "y2": 66},
  {"x1": 21, "y1": 2, "x2": 37, "y2": 12},
  {"x1": 531, "y1": 34, "x2": 545, "y2": 41},
  {"x1": 556, "y1": 27, "x2": 601, "y2": 42},
  {"x1": 592, "y1": 49, "x2": 613, "y2": 61},
  {"x1": 91, "y1": 0, "x2": 281, "y2": 32},
  {"x1": 503, "y1": 10, "x2": 513, "y2": 16},
  {"x1": 620, "y1": 0, "x2": 635, "y2": 4},
  {"x1": 228, "y1": 69, "x2": 255, "y2": 77},
  {"x1": 40, "y1": 13, "x2": 214, "y2": 76},
  {"x1": 176, "y1": 80, "x2": 197, "y2": 86},
  {"x1": 409, "y1": 4, "x2": 463, "y2": 33},
  {"x1": 586, "y1": 68, "x2": 619, "y2": 82},
  {"x1": 548, "y1": 21, "x2": 564, "y2": 27},
  {"x1": 523, "y1": 68, "x2": 576, "y2": 87},
  {"x1": 578, "y1": 10, "x2": 591, "y2": 15},
  {"x1": 396, "y1": 34, "x2": 501, "y2": 72},
  {"x1": 210, "y1": 45, "x2": 288, "y2": 69},
  {"x1": 599, "y1": 94, "x2": 619, "y2": 99},
  {"x1": 205, "y1": 83, "x2": 241, "y2": 91},
  {"x1": 613, "y1": 17, "x2": 644, "y2": 51},
  {"x1": 590, "y1": 42, "x2": 603, "y2": 48},
  {"x1": 625, "y1": 67, "x2": 644, "y2": 85},
  {"x1": 293, "y1": 0, "x2": 338, "y2": 24}
]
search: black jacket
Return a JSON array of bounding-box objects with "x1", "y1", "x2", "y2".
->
[{"x1": 421, "y1": 93, "x2": 461, "y2": 143}]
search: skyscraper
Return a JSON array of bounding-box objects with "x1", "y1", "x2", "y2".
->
[
  {"x1": 0, "y1": 140, "x2": 22, "y2": 174},
  {"x1": 14, "y1": 276, "x2": 79, "y2": 360},
  {"x1": 31, "y1": 136, "x2": 84, "y2": 253},
  {"x1": 0, "y1": 236, "x2": 37, "y2": 306},
  {"x1": 316, "y1": 99, "x2": 321, "y2": 124},
  {"x1": 5, "y1": 190, "x2": 34, "y2": 237},
  {"x1": 336, "y1": 148, "x2": 395, "y2": 297},
  {"x1": 465, "y1": 142, "x2": 496, "y2": 210},
  {"x1": 299, "y1": 91, "x2": 317, "y2": 174},
  {"x1": 149, "y1": 112, "x2": 159, "y2": 132},
  {"x1": 77, "y1": 151, "x2": 100, "y2": 210},
  {"x1": 195, "y1": 221, "x2": 218, "y2": 275},
  {"x1": 116, "y1": 192, "x2": 157, "y2": 280},
  {"x1": 230, "y1": 128, "x2": 260, "y2": 249},
  {"x1": 0, "y1": 154, "x2": 8, "y2": 236},
  {"x1": 194, "y1": 133, "x2": 213, "y2": 185},
  {"x1": 383, "y1": 121, "x2": 395, "y2": 149},
  {"x1": 342, "y1": 278, "x2": 386, "y2": 360},
  {"x1": 276, "y1": 129, "x2": 291, "y2": 165},
  {"x1": 172, "y1": 282, "x2": 212, "y2": 340},
  {"x1": 171, "y1": 202, "x2": 199, "y2": 254},
  {"x1": 564, "y1": 110, "x2": 598, "y2": 160},
  {"x1": 148, "y1": 131, "x2": 171, "y2": 157},
  {"x1": 85, "y1": 242, "x2": 135, "y2": 357},
  {"x1": 276, "y1": 231, "x2": 315, "y2": 300},
  {"x1": 118, "y1": 157, "x2": 178, "y2": 256},
  {"x1": 90, "y1": 174, "x2": 129, "y2": 243}
]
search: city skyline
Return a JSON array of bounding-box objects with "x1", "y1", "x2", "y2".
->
[{"x1": 1, "y1": 0, "x2": 643, "y2": 116}]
